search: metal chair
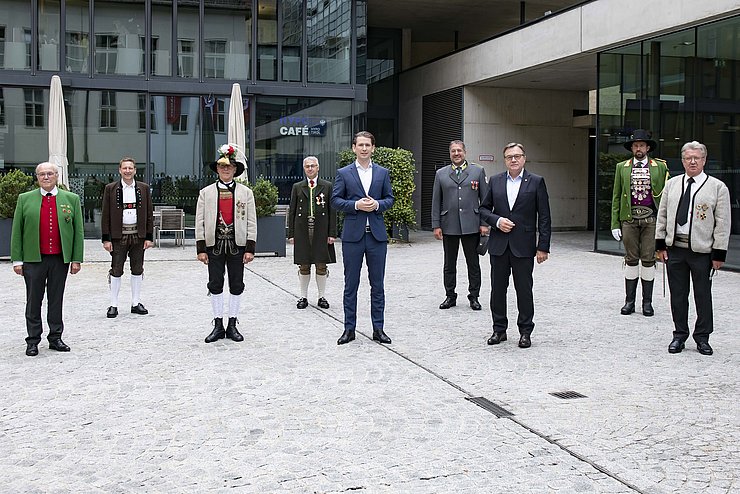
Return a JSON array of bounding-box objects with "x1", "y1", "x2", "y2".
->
[{"x1": 156, "y1": 208, "x2": 185, "y2": 247}]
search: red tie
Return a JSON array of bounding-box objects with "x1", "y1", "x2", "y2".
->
[{"x1": 309, "y1": 179, "x2": 315, "y2": 188}]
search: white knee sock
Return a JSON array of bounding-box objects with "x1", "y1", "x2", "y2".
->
[
  {"x1": 316, "y1": 274, "x2": 327, "y2": 298},
  {"x1": 110, "y1": 275, "x2": 122, "y2": 307},
  {"x1": 624, "y1": 264, "x2": 639, "y2": 280},
  {"x1": 299, "y1": 273, "x2": 311, "y2": 298},
  {"x1": 640, "y1": 263, "x2": 655, "y2": 282},
  {"x1": 210, "y1": 293, "x2": 224, "y2": 319},
  {"x1": 229, "y1": 294, "x2": 241, "y2": 318},
  {"x1": 131, "y1": 274, "x2": 143, "y2": 306}
]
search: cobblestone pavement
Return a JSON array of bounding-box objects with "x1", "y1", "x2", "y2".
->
[{"x1": 1, "y1": 232, "x2": 737, "y2": 493}]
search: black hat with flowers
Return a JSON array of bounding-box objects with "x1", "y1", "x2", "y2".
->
[
  {"x1": 209, "y1": 144, "x2": 245, "y2": 176},
  {"x1": 623, "y1": 129, "x2": 657, "y2": 153}
]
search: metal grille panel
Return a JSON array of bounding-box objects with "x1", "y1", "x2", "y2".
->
[
  {"x1": 465, "y1": 396, "x2": 514, "y2": 417},
  {"x1": 549, "y1": 391, "x2": 588, "y2": 399}
]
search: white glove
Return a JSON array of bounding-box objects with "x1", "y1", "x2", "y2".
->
[{"x1": 612, "y1": 228, "x2": 622, "y2": 241}]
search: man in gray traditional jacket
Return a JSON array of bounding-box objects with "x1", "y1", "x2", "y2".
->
[{"x1": 431, "y1": 140, "x2": 490, "y2": 311}]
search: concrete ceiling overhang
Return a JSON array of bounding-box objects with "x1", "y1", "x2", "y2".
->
[{"x1": 473, "y1": 53, "x2": 598, "y2": 91}]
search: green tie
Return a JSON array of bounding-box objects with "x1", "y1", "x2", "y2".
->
[{"x1": 456, "y1": 167, "x2": 461, "y2": 179}]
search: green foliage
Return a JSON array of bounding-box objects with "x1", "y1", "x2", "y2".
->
[
  {"x1": 238, "y1": 176, "x2": 278, "y2": 217},
  {"x1": 336, "y1": 147, "x2": 417, "y2": 238},
  {"x1": 597, "y1": 152, "x2": 631, "y2": 229},
  {"x1": 160, "y1": 175, "x2": 178, "y2": 205},
  {"x1": 0, "y1": 170, "x2": 34, "y2": 218}
]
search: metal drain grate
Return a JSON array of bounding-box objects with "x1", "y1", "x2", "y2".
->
[
  {"x1": 549, "y1": 391, "x2": 587, "y2": 399},
  {"x1": 465, "y1": 397, "x2": 514, "y2": 417}
]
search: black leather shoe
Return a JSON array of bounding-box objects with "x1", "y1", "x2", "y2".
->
[
  {"x1": 49, "y1": 339, "x2": 70, "y2": 352},
  {"x1": 439, "y1": 296, "x2": 457, "y2": 309},
  {"x1": 487, "y1": 332, "x2": 507, "y2": 345},
  {"x1": 296, "y1": 298, "x2": 309, "y2": 309},
  {"x1": 205, "y1": 318, "x2": 226, "y2": 343},
  {"x1": 518, "y1": 334, "x2": 532, "y2": 348},
  {"x1": 668, "y1": 338, "x2": 685, "y2": 354},
  {"x1": 337, "y1": 329, "x2": 355, "y2": 345},
  {"x1": 317, "y1": 297, "x2": 330, "y2": 309},
  {"x1": 26, "y1": 343, "x2": 38, "y2": 356},
  {"x1": 225, "y1": 317, "x2": 244, "y2": 342},
  {"x1": 468, "y1": 297, "x2": 482, "y2": 311},
  {"x1": 696, "y1": 341, "x2": 713, "y2": 356},
  {"x1": 372, "y1": 329, "x2": 392, "y2": 344},
  {"x1": 131, "y1": 303, "x2": 149, "y2": 315},
  {"x1": 107, "y1": 306, "x2": 118, "y2": 318}
]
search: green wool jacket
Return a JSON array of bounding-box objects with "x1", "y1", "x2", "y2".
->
[
  {"x1": 610, "y1": 157, "x2": 669, "y2": 230},
  {"x1": 11, "y1": 188, "x2": 85, "y2": 264}
]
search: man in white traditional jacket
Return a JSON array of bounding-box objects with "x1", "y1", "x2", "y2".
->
[{"x1": 196, "y1": 144, "x2": 257, "y2": 343}]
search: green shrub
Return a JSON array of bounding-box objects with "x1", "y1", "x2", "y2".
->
[
  {"x1": 239, "y1": 176, "x2": 278, "y2": 218},
  {"x1": 0, "y1": 170, "x2": 34, "y2": 218}
]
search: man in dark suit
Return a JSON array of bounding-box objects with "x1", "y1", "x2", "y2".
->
[
  {"x1": 331, "y1": 131, "x2": 395, "y2": 345},
  {"x1": 11, "y1": 162, "x2": 84, "y2": 356},
  {"x1": 101, "y1": 156, "x2": 154, "y2": 318},
  {"x1": 288, "y1": 156, "x2": 337, "y2": 309},
  {"x1": 431, "y1": 140, "x2": 489, "y2": 310},
  {"x1": 480, "y1": 143, "x2": 551, "y2": 348}
]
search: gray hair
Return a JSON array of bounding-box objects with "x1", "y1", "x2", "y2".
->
[
  {"x1": 36, "y1": 162, "x2": 59, "y2": 174},
  {"x1": 303, "y1": 156, "x2": 319, "y2": 167},
  {"x1": 680, "y1": 141, "x2": 707, "y2": 158}
]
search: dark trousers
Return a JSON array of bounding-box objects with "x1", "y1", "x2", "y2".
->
[
  {"x1": 110, "y1": 236, "x2": 145, "y2": 277},
  {"x1": 490, "y1": 247, "x2": 535, "y2": 335},
  {"x1": 206, "y1": 246, "x2": 246, "y2": 295},
  {"x1": 342, "y1": 232, "x2": 387, "y2": 332},
  {"x1": 23, "y1": 254, "x2": 69, "y2": 344},
  {"x1": 442, "y1": 233, "x2": 481, "y2": 298},
  {"x1": 666, "y1": 246, "x2": 713, "y2": 343}
]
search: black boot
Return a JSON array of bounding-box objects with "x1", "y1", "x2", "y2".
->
[
  {"x1": 225, "y1": 317, "x2": 244, "y2": 342},
  {"x1": 205, "y1": 318, "x2": 225, "y2": 343},
  {"x1": 641, "y1": 279, "x2": 654, "y2": 317},
  {"x1": 620, "y1": 278, "x2": 638, "y2": 315}
]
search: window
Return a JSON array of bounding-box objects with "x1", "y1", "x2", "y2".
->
[
  {"x1": 24, "y1": 28, "x2": 32, "y2": 69},
  {"x1": 65, "y1": 32, "x2": 89, "y2": 73},
  {"x1": 172, "y1": 114, "x2": 188, "y2": 133},
  {"x1": 0, "y1": 88, "x2": 5, "y2": 126},
  {"x1": 177, "y1": 39, "x2": 194, "y2": 78},
  {"x1": 0, "y1": 26, "x2": 5, "y2": 68},
  {"x1": 204, "y1": 40, "x2": 226, "y2": 79},
  {"x1": 138, "y1": 94, "x2": 156, "y2": 132},
  {"x1": 140, "y1": 35, "x2": 159, "y2": 75},
  {"x1": 95, "y1": 34, "x2": 118, "y2": 74},
  {"x1": 213, "y1": 98, "x2": 225, "y2": 133},
  {"x1": 100, "y1": 90, "x2": 117, "y2": 129},
  {"x1": 24, "y1": 89, "x2": 44, "y2": 128}
]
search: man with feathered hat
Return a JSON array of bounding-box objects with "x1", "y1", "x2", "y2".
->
[
  {"x1": 611, "y1": 129, "x2": 669, "y2": 317},
  {"x1": 195, "y1": 144, "x2": 256, "y2": 343}
]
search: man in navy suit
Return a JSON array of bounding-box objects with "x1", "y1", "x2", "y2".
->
[
  {"x1": 480, "y1": 143, "x2": 551, "y2": 348},
  {"x1": 331, "y1": 131, "x2": 395, "y2": 345}
]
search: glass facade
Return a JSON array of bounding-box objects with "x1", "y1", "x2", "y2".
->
[
  {"x1": 597, "y1": 16, "x2": 740, "y2": 269},
  {"x1": 0, "y1": 0, "x2": 366, "y2": 238}
]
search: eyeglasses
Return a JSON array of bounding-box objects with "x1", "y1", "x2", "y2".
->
[
  {"x1": 682, "y1": 156, "x2": 705, "y2": 163},
  {"x1": 36, "y1": 172, "x2": 57, "y2": 178},
  {"x1": 303, "y1": 164, "x2": 318, "y2": 169},
  {"x1": 504, "y1": 154, "x2": 524, "y2": 161}
]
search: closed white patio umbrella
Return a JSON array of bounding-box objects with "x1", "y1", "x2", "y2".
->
[
  {"x1": 227, "y1": 83, "x2": 248, "y2": 180},
  {"x1": 48, "y1": 75, "x2": 70, "y2": 188}
]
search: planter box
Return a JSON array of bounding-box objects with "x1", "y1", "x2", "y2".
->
[
  {"x1": 256, "y1": 215, "x2": 286, "y2": 257},
  {"x1": 0, "y1": 218, "x2": 12, "y2": 258}
]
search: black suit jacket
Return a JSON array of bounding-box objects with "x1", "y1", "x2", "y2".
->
[{"x1": 480, "y1": 170, "x2": 551, "y2": 257}]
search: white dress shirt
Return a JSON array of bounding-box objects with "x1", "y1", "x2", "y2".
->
[{"x1": 121, "y1": 180, "x2": 138, "y2": 226}]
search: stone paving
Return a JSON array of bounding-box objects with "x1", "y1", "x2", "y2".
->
[{"x1": 0, "y1": 232, "x2": 738, "y2": 493}]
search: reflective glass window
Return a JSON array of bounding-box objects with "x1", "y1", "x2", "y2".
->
[
  {"x1": 282, "y1": 0, "x2": 303, "y2": 82},
  {"x1": 66, "y1": 0, "x2": 90, "y2": 74},
  {"x1": 38, "y1": 0, "x2": 60, "y2": 71},
  {"x1": 177, "y1": 3, "x2": 199, "y2": 78},
  {"x1": 204, "y1": 1, "x2": 251, "y2": 80},
  {"x1": 151, "y1": 1, "x2": 172, "y2": 76},
  {"x1": 307, "y1": 0, "x2": 351, "y2": 83},
  {"x1": 94, "y1": 0, "x2": 145, "y2": 76},
  {"x1": 1, "y1": 1, "x2": 32, "y2": 70},
  {"x1": 258, "y1": 0, "x2": 277, "y2": 81}
]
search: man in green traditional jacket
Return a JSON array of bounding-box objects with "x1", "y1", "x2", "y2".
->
[
  {"x1": 11, "y1": 162, "x2": 84, "y2": 357},
  {"x1": 611, "y1": 130, "x2": 669, "y2": 317}
]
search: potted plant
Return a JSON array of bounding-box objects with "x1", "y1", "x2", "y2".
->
[
  {"x1": 337, "y1": 146, "x2": 417, "y2": 242},
  {"x1": 0, "y1": 169, "x2": 35, "y2": 257},
  {"x1": 237, "y1": 176, "x2": 285, "y2": 256}
]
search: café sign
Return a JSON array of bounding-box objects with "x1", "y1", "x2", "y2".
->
[{"x1": 278, "y1": 117, "x2": 327, "y2": 137}]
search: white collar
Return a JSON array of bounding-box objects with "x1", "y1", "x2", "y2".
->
[
  {"x1": 120, "y1": 179, "x2": 136, "y2": 188},
  {"x1": 39, "y1": 187, "x2": 58, "y2": 196},
  {"x1": 355, "y1": 161, "x2": 372, "y2": 170}
]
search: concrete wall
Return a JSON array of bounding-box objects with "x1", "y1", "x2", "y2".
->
[{"x1": 463, "y1": 87, "x2": 589, "y2": 229}]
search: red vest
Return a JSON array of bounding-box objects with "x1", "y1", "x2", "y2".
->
[{"x1": 40, "y1": 193, "x2": 62, "y2": 255}]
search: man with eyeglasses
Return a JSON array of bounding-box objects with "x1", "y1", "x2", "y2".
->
[
  {"x1": 611, "y1": 129, "x2": 669, "y2": 317},
  {"x1": 196, "y1": 144, "x2": 256, "y2": 344},
  {"x1": 288, "y1": 156, "x2": 337, "y2": 309},
  {"x1": 11, "y1": 162, "x2": 84, "y2": 356},
  {"x1": 656, "y1": 141, "x2": 730, "y2": 356},
  {"x1": 480, "y1": 143, "x2": 551, "y2": 349},
  {"x1": 431, "y1": 140, "x2": 489, "y2": 311}
]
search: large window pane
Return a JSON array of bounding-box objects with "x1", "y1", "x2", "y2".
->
[
  {"x1": 151, "y1": 1, "x2": 172, "y2": 76},
  {"x1": 258, "y1": 0, "x2": 277, "y2": 81},
  {"x1": 66, "y1": 0, "x2": 90, "y2": 74},
  {"x1": 177, "y1": 3, "x2": 199, "y2": 78},
  {"x1": 1, "y1": 1, "x2": 32, "y2": 70},
  {"x1": 94, "y1": 0, "x2": 144, "y2": 76},
  {"x1": 307, "y1": 0, "x2": 351, "y2": 83},
  {"x1": 38, "y1": 0, "x2": 60, "y2": 71},
  {"x1": 255, "y1": 96, "x2": 353, "y2": 203},
  {"x1": 204, "y1": 1, "x2": 251, "y2": 80},
  {"x1": 282, "y1": 0, "x2": 303, "y2": 82}
]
